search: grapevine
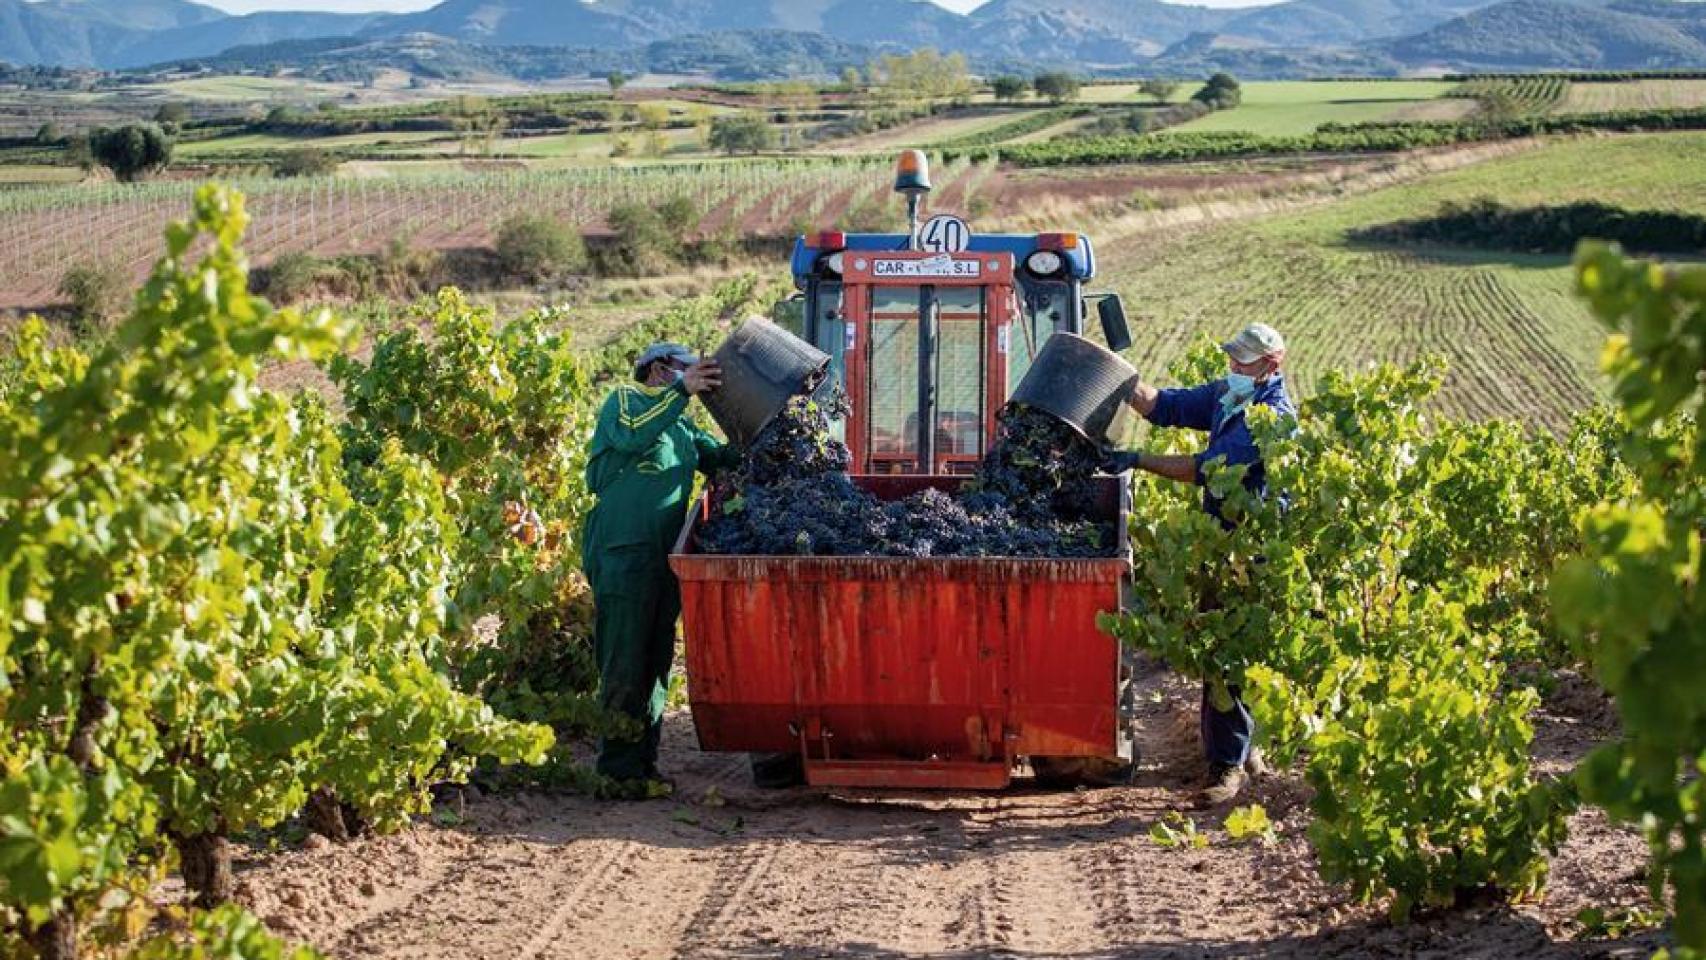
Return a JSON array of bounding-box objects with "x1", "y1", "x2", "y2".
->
[
  {"x1": 0, "y1": 186, "x2": 551, "y2": 959},
  {"x1": 1557, "y1": 244, "x2": 1706, "y2": 958}
]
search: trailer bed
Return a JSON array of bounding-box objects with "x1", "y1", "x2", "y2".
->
[{"x1": 670, "y1": 475, "x2": 1132, "y2": 789}]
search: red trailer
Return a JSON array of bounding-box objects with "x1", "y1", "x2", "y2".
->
[{"x1": 670, "y1": 475, "x2": 1133, "y2": 790}]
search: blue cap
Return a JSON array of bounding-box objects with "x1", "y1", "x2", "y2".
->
[{"x1": 634, "y1": 341, "x2": 699, "y2": 380}]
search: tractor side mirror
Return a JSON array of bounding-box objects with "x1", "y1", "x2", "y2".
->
[
  {"x1": 1096, "y1": 294, "x2": 1132, "y2": 353},
  {"x1": 770, "y1": 293, "x2": 807, "y2": 339}
]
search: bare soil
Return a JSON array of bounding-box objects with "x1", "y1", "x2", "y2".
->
[{"x1": 226, "y1": 660, "x2": 1665, "y2": 960}]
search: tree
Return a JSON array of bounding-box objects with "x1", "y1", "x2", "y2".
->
[
  {"x1": 154, "y1": 101, "x2": 189, "y2": 125},
  {"x1": 263, "y1": 105, "x2": 301, "y2": 127},
  {"x1": 607, "y1": 70, "x2": 628, "y2": 93},
  {"x1": 869, "y1": 48, "x2": 974, "y2": 106},
  {"x1": 273, "y1": 148, "x2": 341, "y2": 179},
  {"x1": 450, "y1": 96, "x2": 507, "y2": 157},
  {"x1": 88, "y1": 123, "x2": 172, "y2": 182},
  {"x1": 991, "y1": 75, "x2": 1029, "y2": 102},
  {"x1": 1193, "y1": 72, "x2": 1242, "y2": 108},
  {"x1": 34, "y1": 121, "x2": 61, "y2": 145},
  {"x1": 687, "y1": 103, "x2": 715, "y2": 149},
  {"x1": 708, "y1": 112, "x2": 777, "y2": 155},
  {"x1": 839, "y1": 65, "x2": 862, "y2": 90},
  {"x1": 495, "y1": 214, "x2": 587, "y2": 282},
  {"x1": 1033, "y1": 72, "x2": 1082, "y2": 105},
  {"x1": 1139, "y1": 78, "x2": 1181, "y2": 104},
  {"x1": 635, "y1": 102, "x2": 670, "y2": 130}
]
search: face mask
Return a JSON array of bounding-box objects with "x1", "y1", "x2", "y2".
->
[{"x1": 1221, "y1": 372, "x2": 1257, "y2": 412}]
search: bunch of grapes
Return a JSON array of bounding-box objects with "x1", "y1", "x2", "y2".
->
[{"x1": 698, "y1": 394, "x2": 1115, "y2": 558}]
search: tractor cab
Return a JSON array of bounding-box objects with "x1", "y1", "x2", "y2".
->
[{"x1": 779, "y1": 151, "x2": 1131, "y2": 475}]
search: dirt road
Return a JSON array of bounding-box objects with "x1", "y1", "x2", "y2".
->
[{"x1": 235, "y1": 666, "x2": 1663, "y2": 959}]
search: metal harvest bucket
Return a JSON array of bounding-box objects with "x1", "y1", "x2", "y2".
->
[
  {"x1": 1009, "y1": 333, "x2": 1140, "y2": 446},
  {"x1": 701, "y1": 316, "x2": 831, "y2": 449}
]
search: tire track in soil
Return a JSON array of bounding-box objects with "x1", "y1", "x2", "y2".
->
[
  {"x1": 666, "y1": 840, "x2": 786, "y2": 958},
  {"x1": 994, "y1": 794, "x2": 1126, "y2": 955},
  {"x1": 941, "y1": 795, "x2": 1020, "y2": 956},
  {"x1": 514, "y1": 841, "x2": 649, "y2": 960}
]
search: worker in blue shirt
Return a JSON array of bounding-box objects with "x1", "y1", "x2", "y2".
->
[{"x1": 1103, "y1": 323, "x2": 1295, "y2": 807}]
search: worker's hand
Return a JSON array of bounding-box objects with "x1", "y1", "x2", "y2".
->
[
  {"x1": 1125, "y1": 380, "x2": 1159, "y2": 417},
  {"x1": 682, "y1": 359, "x2": 722, "y2": 395},
  {"x1": 1100, "y1": 450, "x2": 1143, "y2": 475}
]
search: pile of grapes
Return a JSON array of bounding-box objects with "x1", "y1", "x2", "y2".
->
[{"x1": 696, "y1": 393, "x2": 1117, "y2": 558}]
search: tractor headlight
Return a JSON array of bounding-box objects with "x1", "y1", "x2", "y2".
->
[
  {"x1": 1025, "y1": 250, "x2": 1064, "y2": 275},
  {"x1": 824, "y1": 252, "x2": 845, "y2": 275}
]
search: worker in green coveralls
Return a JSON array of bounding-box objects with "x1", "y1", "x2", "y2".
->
[{"x1": 583, "y1": 342, "x2": 737, "y2": 797}]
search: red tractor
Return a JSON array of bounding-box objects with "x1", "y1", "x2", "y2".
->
[{"x1": 671, "y1": 152, "x2": 1137, "y2": 789}]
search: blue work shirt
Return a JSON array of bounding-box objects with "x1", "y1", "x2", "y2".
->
[{"x1": 1146, "y1": 375, "x2": 1296, "y2": 524}]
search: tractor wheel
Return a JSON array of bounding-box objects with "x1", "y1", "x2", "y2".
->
[
  {"x1": 749, "y1": 752, "x2": 807, "y2": 789},
  {"x1": 1031, "y1": 755, "x2": 1137, "y2": 789}
]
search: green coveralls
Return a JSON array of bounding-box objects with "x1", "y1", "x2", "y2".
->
[{"x1": 583, "y1": 379, "x2": 739, "y2": 781}]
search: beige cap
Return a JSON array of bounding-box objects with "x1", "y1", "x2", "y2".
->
[{"x1": 1222, "y1": 323, "x2": 1286, "y2": 364}]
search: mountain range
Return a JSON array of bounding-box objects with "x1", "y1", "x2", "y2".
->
[{"x1": 3, "y1": 0, "x2": 1705, "y2": 75}]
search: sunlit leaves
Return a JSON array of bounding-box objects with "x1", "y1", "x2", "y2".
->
[
  {"x1": 1109, "y1": 348, "x2": 1595, "y2": 917},
  {"x1": 1564, "y1": 245, "x2": 1706, "y2": 956},
  {"x1": 1, "y1": 186, "x2": 550, "y2": 955}
]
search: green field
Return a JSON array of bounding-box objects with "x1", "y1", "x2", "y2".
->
[
  {"x1": 0, "y1": 164, "x2": 84, "y2": 184},
  {"x1": 176, "y1": 130, "x2": 456, "y2": 156},
  {"x1": 1175, "y1": 80, "x2": 1460, "y2": 136},
  {"x1": 1100, "y1": 133, "x2": 1706, "y2": 431},
  {"x1": 151, "y1": 76, "x2": 359, "y2": 102}
]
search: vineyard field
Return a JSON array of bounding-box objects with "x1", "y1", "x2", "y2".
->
[
  {"x1": 1558, "y1": 78, "x2": 1706, "y2": 113},
  {"x1": 0, "y1": 158, "x2": 1000, "y2": 309},
  {"x1": 1098, "y1": 133, "x2": 1706, "y2": 431},
  {"x1": 1174, "y1": 80, "x2": 1459, "y2": 136}
]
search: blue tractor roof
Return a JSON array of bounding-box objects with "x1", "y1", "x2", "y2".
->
[{"x1": 790, "y1": 233, "x2": 1096, "y2": 285}]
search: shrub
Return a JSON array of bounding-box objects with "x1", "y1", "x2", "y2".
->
[
  {"x1": 259, "y1": 251, "x2": 336, "y2": 303},
  {"x1": 1351, "y1": 198, "x2": 1706, "y2": 255},
  {"x1": 594, "y1": 199, "x2": 700, "y2": 276},
  {"x1": 273, "y1": 148, "x2": 342, "y2": 178},
  {"x1": 495, "y1": 215, "x2": 587, "y2": 282},
  {"x1": 57, "y1": 260, "x2": 129, "y2": 335}
]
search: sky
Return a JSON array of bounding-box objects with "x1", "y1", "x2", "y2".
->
[{"x1": 199, "y1": 0, "x2": 1283, "y2": 14}]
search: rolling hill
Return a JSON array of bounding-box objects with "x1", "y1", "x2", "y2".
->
[
  {"x1": 1384, "y1": 0, "x2": 1706, "y2": 69},
  {"x1": 3, "y1": 0, "x2": 1706, "y2": 75}
]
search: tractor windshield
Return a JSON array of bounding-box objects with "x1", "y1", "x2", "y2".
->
[{"x1": 866, "y1": 284, "x2": 989, "y2": 470}]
